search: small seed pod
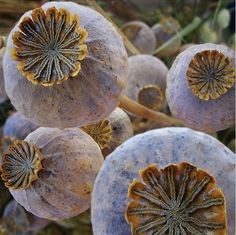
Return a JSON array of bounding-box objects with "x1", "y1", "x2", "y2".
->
[
  {"x1": 82, "y1": 108, "x2": 133, "y2": 157},
  {"x1": 0, "y1": 48, "x2": 8, "y2": 103},
  {"x1": 200, "y1": 22, "x2": 218, "y2": 43},
  {"x1": 56, "y1": 209, "x2": 91, "y2": 229},
  {"x1": 3, "y1": 112, "x2": 38, "y2": 140},
  {"x1": 102, "y1": 108, "x2": 134, "y2": 157},
  {"x1": 3, "y1": 1, "x2": 127, "y2": 128},
  {"x1": 125, "y1": 55, "x2": 168, "y2": 111},
  {"x1": 152, "y1": 17, "x2": 181, "y2": 57},
  {"x1": 1, "y1": 127, "x2": 104, "y2": 220},
  {"x1": 121, "y1": 21, "x2": 156, "y2": 54},
  {"x1": 3, "y1": 200, "x2": 50, "y2": 234},
  {"x1": 126, "y1": 162, "x2": 226, "y2": 235},
  {"x1": 91, "y1": 127, "x2": 235, "y2": 235},
  {"x1": 166, "y1": 43, "x2": 235, "y2": 132}
]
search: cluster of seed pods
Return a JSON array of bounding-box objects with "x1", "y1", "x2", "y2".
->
[{"x1": 0, "y1": 1, "x2": 235, "y2": 235}]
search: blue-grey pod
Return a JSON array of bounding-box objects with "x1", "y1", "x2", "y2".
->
[
  {"x1": 166, "y1": 43, "x2": 235, "y2": 132},
  {"x1": 91, "y1": 127, "x2": 235, "y2": 235}
]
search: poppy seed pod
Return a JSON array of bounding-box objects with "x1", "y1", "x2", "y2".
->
[
  {"x1": 3, "y1": 1, "x2": 128, "y2": 128},
  {"x1": 1, "y1": 127, "x2": 104, "y2": 220},
  {"x1": 125, "y1": 55, "x2": 168, "y2": 111},
  {"x1": 152, "y1": 17, "x2": 181, "y2": 57},
  {"x1": 91, "y1": 127, "x2": 235, "y2": 235},
  {"x1": 166, "y1": 43, "x2": 235, "y2": 132},
  {"x1": 121, "y1": 21, "x2": 156, "y2": 54},
  {"x1": 3, "y1": 112, "x2": 38, "y2": 140}
]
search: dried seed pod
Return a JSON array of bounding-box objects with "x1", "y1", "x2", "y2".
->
[
  {"x1": 125, "y1": 55, "x2": 168, "y2": 111},
  {"x1": 126, "y1": 162, "x2": 226, "y2": 235},
  {"x1": 3, "y1": 200, "x2": 50, "y2": 234},
  {"x1": 102, "y1": 108, "x2": 134, "y2": 157},
  {"x1": 166, "y1": 43, "x2": 235, "y2": 132},
  {"x1": 91, "y1": 127, "x2": 235, "y2": 235},
  {"x1": 121, "y1": 21, "x2": 156, "y2": 54},
  {"x1": 0, "y1": 48, "x2": 8, "y2": 103},
  {"x1": 3, "y1": 112, "x2": 38, "y2": 140},
  {"x1": 152, "y1": 17, "x2": 181, "y2": 57},
  {"x1": 3, "y1": 1, "x2": 128, "y2": 128},
  {"x1": 1, "y1": 127, "x2": 104, "y2": 220}
]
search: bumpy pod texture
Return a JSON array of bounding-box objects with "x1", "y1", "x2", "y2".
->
[
  {"x1": 126, "y1": 162, "x2": 226, "y2": 235},
  {"x1": 125, "y1": 55, "x2": 168, "y2": 111},
  {"x1": 0, "y1": 49, "x2": 8, "y2": 103},
  {"x1": 166, "y1": 43, "x2": 235, "y2": 132},
  {"x1": 121, "y1": 21, "x2": 156, "y2": 54},
  {"x1": 3, "y1": 112, "x2": 38, "y2": 140},
  {"x1": 2, "y1": 127, "x2": 104, "y2": 220},
  {"x1": 91, "y1": 127, "x2": 235, "y2": 235},
  {"x1": 152, "y1": 17, "x2": 181, "y2": 57},
  {"x1": 3, "y1": 1, "x2": 127, "y2": 128}
]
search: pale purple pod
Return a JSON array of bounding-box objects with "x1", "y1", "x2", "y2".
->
[
  {"x1": 4, "y1": 112, "x2": 38, "y2": 140},
  {"x1": 0, "y1": 49, "x2": 8, "y2": 103},
  {"x1": 3, "y1": 1, "x2": 128, "y2": 128},
  {"x1": 166, "y1": 43, "x2": 235, "y2": 132},
  {"x1": 121, "y1": 21, "x2": 156, "y2": 54},
  {"x1": 91, "y1": 127, "x2": 235, "y2": 235}
]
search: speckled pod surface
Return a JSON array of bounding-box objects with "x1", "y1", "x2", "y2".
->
[
  {"x1": 166, "y1": 43, "x2": 235, "y2": 132},
  {"x1": 9, "y1": 127, "x2": 104, "y2": 220},
  {"x1": 125, "y1": 55, "x2": 168, "y2": 110},
  {"x1": 3, "y1": 1, "x2": 128, "y2": 128},
  {"x1": 102, "y1": 108, "x2": 133, "y2": 157},
  {"x1": 0, "y1": 49, "x2": 8, "y2": 103},
  {"x1": 121, "y1": 21, "x2": 156, "y2": 54},
  {"x1": 91, "y1": 127, "x2": 235, "y2": 235},
  {"x1": 3, "y1": 112, "x2": 38, "y2": 140}
]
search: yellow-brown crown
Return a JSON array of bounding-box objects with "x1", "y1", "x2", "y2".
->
[
  {"x1": 126, "y1": 162, "x2": 226, "y2": 235},
  {"x1": 11, "y1": 7, "x2": 88, "y2": 86},
  {"x1": 1, "y1": 140, "x2": 43, "y2": 190},
  {"x1": 186, "y1": 50, "x2": 235, "y2": 100}
]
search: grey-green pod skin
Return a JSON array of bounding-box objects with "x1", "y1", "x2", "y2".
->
[
  {"x1": 121, "y1": 21, "x2": 156, "y2": 54},
  {"x1": 152, "y1": 23, "x2": 181, "y2": 57},
  {"x1": 3, "y1": 200, "x2": 50, "y2": 233},
  {"x1": 3, "y1": 112, "x2": 38, "y2": 140},
  {"x1": 3, "y1": 1, "x2": 127, "y2": 128},
  {"x1": 102, "y1": 108, "x2": 133, "y2": 157},
  {"x1": 0, "y1": 49, "x2": 8, "y2": 103},
  {"x1": 124, "y1": 55, "x2": 168, "y2": 109},
  {"x1": 166, "y1": 43, "x2": 235, "y2": 132},
  {"x1": 10, "y1": 127, "x2": 104, "y2": 221},
  {"x1": 91, "y1": 127, "x2": 235, "y2": 235}
]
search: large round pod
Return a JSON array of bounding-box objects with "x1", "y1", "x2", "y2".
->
[
  {"x1": 1, "y1": 127, "x2": 104, "y2": 220},
  {"x1": 3, "y1": 1, "x2": 127, "y2": 128},
  {"x1": 166, "y1": 43, "x2": 235, "y2": 132},
  {"x1": 91, "y1": 127, "x2": 235, "y2": 235}
]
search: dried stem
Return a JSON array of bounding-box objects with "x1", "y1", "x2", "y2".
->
[
  {"x1": 86, "y1": 0, "x2": 140, "y2": 55},
  {"x1": 119, "y1": 96, "x2": 183, "y2": 127}
]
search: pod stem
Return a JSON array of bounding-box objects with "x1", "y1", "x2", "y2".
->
[
  {"x1": 86, "y1": 0, "x2": 140, "y2": 55},
  {"x1": 0, "y1": 36, "x2": 6, "y2": 49},
  {"x1": 119, "y1": 96, "x2": 183, "y2": 127}
]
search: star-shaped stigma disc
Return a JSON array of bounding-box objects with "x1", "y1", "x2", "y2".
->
[
  {"x1": 11, "y1": 7, "x2": 88, "y2": 86},
  {"x1": 126, "y1": 162, "x2": 226, "y2": 235}
]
